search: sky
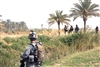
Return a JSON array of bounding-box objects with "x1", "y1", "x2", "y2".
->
[{"x1": 0, "y1": 0, "x2": 100, "y2": 29}]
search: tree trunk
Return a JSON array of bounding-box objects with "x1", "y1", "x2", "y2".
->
[
  {"x1": 83, "y1": 18, "x2": 87, "y2": 33},
  {"x1": 58, "y1": 22, "x2": 60, "y2": 35}
]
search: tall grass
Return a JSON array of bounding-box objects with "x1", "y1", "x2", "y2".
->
[{"x1": 0, "y1": 32, "x2": 100, "y2": 67}]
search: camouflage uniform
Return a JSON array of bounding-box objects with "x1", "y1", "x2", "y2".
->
[
  {"x1": 20, "y1": 41, "x2": 44, "y2": 67},
  {"x1": 20, "y1": 31, "x2": 44, "y2": 67}
]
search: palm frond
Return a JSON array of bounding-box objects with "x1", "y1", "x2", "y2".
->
[
  {"x1": 89, "y1": 9, "x2": 100, "y2": 13},
  {"x1": 64, "y1": 19, "x2": 71, "y2": 22},
  {"x1": 49, "y1": 14, "x2": 57, "y2": 19},
  {"x1": 79, "y1": 0, "x2": 83, "y2": 7},
  {"x1": 70, "y1": 8, "x2": 80, "y2": 12},
  {"x1": 73, "y1": 16, "x2": 79, "y2": 21},
  {"x1": 60, "y1": 10, "x2": 63, "y2": 15},
  {"x1": 69, "y1": 9, "x2": 82, "y2": 17},
  {"x1": 84, "y1": 0, "x2": 91, "y2": 9},
  {"x1": 62, "y1": 14, "x2": 69, "y2": 18},
  {"x1": 55, "y1": 10, "x2": 63, "y2": 19},
  {"x1": 74, "y1": 3, "x2": 83, "y2": 10},
  {"x1": 48, "y1": 14, "x2": 57, "y2": 22},
  {"x1": 48, "y1": 21, "x2": 55, "y2": 27},
  {"x1": 89, "y1": 4, "x2": 99, "y2": 10},
  {"x1": 62, "y1": 21, "x2": 70, "y2": 25},
  {"x1": 88, "y1": 12, "x2": 100, "y2": 17}
]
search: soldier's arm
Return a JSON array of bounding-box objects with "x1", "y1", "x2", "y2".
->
[{"x1": 20, "y1": 45, "x2": 32, "y2": 59}]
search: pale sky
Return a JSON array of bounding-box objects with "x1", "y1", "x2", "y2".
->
[{"x1": 0, "y1": 0, "x2": 100, "y2": 29}]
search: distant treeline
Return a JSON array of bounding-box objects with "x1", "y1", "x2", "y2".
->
[{"x1": 0, "y1": 19, "x2": 28, "y2": 33}]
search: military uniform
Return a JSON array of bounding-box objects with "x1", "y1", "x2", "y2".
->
[
  {"x1": 20, "y1": 31, "x2": 44, "y2": 67},
  {"x1": 75, "y1": 25, "x2": 79, "y2": 33},
  {"x1": 20, "y1": 41, "x2": 44, "y2": 67}
]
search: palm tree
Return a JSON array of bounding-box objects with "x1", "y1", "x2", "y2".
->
[
  {"x1": 48, "y1": 10, "x2": 70, "y2": 35},
  {"x1": 69, "y1": 0, "x2": 100, "y2": 32}
]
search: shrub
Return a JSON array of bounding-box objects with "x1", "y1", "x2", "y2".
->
[
  {"x1": 3, "y1": 37, "x2": 15, "y2": 44},
  {"x1": 38, "y1": 35, "x2": 51, "y2": 43}
]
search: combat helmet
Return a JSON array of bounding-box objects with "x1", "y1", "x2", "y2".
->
[{"x1": 28, "y1": 30, "x2": 38, "y2": 40}]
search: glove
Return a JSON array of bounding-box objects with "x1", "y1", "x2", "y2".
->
[{"x1": 20, "y1": 60, "x2": 25, "y2": 67}]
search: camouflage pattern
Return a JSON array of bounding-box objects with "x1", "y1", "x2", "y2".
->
[{"x1": 20, "y1": 41, "x2": 44, "y2": 67}]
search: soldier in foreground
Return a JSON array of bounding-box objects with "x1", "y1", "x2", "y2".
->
[{"x1": 20, "y1": 30, "x2": 44, "y2": 67}]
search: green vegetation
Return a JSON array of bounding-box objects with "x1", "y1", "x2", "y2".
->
[
  {"x1": 0, "y1": 0, "x2": 100, "y2": 67},
  {"x1": 0, "y1": 32, "x2": 100, "y2": 67},
  {"x1": 43, "y1": 47, "x2": 100, "y2": 67},
  {"x1": 0, "y1": 36, "x2": 30, "y2": 67}
]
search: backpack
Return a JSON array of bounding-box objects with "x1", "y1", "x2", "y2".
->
[{"x1": 30, "y1": 41, "x2": 44, "y2": 63}]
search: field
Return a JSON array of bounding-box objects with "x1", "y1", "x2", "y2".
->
[
  {"x1": 0, "y1": 29, "x2": 100, "y2": 67},
  {"x1": 43, "y1": 47, "x2": 100, "y2": 67}
]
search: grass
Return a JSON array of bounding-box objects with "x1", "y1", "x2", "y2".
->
[
  {"x1": 42, "y1": 47, "x2": 100, "y2": 67},
  {"x1": 0, "y1": 31, "x2": 100, "y2": 67}
]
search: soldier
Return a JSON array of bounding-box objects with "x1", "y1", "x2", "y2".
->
[
  {"x1": 64, "y1": 25, "x2": 68, "y2": 35},
  {"x1": 95, "y1": 26, "x2": 99, "y2": 34},
  {"x1": 68, "y1": 25, "x2": 73, "y2": 34},
  {"x1": 20, "y1": 30, "x2": 44, "y2": 67},
  {"x1": 75, "y1": 25, "x2": 79, "y2": 33}
]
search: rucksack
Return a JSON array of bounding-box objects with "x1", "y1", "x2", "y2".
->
[{"x1": 30, "y1": 41, "x2": 44, "y2": 63}]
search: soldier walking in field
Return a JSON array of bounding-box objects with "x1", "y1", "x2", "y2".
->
[
  {"x1": 95, "y1": 26, "x2": 99, "y2": 34},
  {"x1": 64, "y1": 25, "x2": 68, "y2": 35},
  {"x1": 68, "y1": 25, "x2": 73, "y2": 34},
  {"x1": 75, "y1": 25, "x2": 79, "y2": 33}
]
